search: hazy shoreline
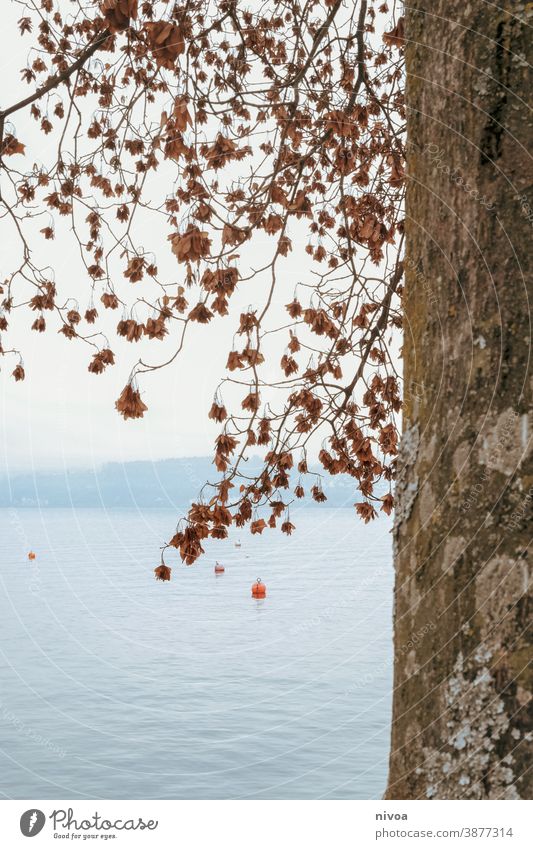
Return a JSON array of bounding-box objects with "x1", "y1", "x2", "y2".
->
[{"x1": 0, "y1": 456, "x2": 370, "y2": 509}]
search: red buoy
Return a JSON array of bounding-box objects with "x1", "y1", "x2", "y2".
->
[
  {"x1": 28, "y1": 551, "x2": 36, "y2": 561},
  {"x1": 214, "y1": 562, "x2": 225, "y2": 574},
  {"x1": 251, "y1": 578, "x2": 266, "y2": 598}
]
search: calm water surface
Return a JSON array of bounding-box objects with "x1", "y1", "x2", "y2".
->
[{"x1": 0, "y1": 507, "x2": 393, "y2": 799}]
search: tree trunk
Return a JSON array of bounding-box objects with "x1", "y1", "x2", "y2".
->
[{"x1": 386, "y1": 2, "x2": 532, "y2": 799}]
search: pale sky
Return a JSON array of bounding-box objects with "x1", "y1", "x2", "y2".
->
[
  {"x1": 0, "y1": 2, "x2": 307, "y2": 475},
  {"x1": 0, "y1": 1, "x2": 399, "y2": 477}
]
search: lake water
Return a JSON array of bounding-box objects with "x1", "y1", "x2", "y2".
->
[{"x1": 0, "y1": 507, "x2": 393, "y2": 799}]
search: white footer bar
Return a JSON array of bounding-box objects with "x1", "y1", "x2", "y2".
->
[{"x1": 1, "y1": 799, "x2": 531, "y2": 848}]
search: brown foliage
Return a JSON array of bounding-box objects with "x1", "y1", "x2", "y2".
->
[
  {"x1": 100, "y1": 0, "x2": 138, "y2": 33},
  {"x1": 12, "y1": 364, "x2": 25, "y2": 381},
  {"x1": 154, "y1": 564, "x2": 171, "y2": 582},
  {"x1": 115, "y1": 383, "x2": 148, "y2": 419},
  {"x1": 144, "y1": 21, "x2": 185, "y2": 69},
  {"x1": 169, "y1": 227, "x2": 211, "y2": 264},
  {"x1": 0, "y1": 0, "x2": 405, "y2": 567}
]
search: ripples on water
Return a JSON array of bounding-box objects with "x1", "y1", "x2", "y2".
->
[{"x1": 0, "y1": 507, "x2": 393, "y2": 799}]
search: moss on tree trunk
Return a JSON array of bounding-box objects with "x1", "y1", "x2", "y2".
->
[{"x1": 386, "y1": 1, "x2": 532, "y2": 799}]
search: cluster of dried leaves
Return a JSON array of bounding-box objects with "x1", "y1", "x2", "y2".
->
[{"x1": 0, "y1": 0, "x2": 405, "y2": 570}]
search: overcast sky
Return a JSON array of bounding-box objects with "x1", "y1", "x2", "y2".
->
[
  {"x1": 0, "y1": 2, "x2": 317, "y2": 475},
  {"x1": 0, "y1": 1, "x2": 399, "y2": 479}
]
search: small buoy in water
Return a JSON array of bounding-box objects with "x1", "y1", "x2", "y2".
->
[
  {"x1": 214, "y1": 562, "x2": 225, "y2": 574},
  {"x1": 154, "y1": 564, "x2": 171, "y2": 582},
  {"x1": 251, "y1": 578, "x2": 266, "y2": 598},
  {"x1": 235, "y1": 540, "x2": 241, "y2": 548},
  {"x1": 28, "y1": 551, "x2": 36, "y2": 561}
]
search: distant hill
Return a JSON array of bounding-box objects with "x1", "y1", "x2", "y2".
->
[{"x1": 0, "y1": 456, "x2": 369, "y2": 509}]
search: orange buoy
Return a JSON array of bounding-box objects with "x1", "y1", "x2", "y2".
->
[
  {"x1": 28, "y1": 551, "x2": 36, "y2": 561},
  {"x1": 251, "y1": 578, "x2": 266, "y2": 598},
  {"x1": 214, "y1": 562, "x2": 225, "y2": 574}
]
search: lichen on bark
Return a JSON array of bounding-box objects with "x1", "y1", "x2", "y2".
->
[{"x1": 386, "y1": 1, "x2": 533, "y2": 799}]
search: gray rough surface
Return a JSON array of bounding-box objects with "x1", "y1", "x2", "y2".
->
[{"x1": 386, "y1": 1, "x2": 533, "y2": 800}]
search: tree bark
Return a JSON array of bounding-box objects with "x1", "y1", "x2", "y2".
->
[{"x1": 386, "y1": 1, "x2": 532, "y2": 799}]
